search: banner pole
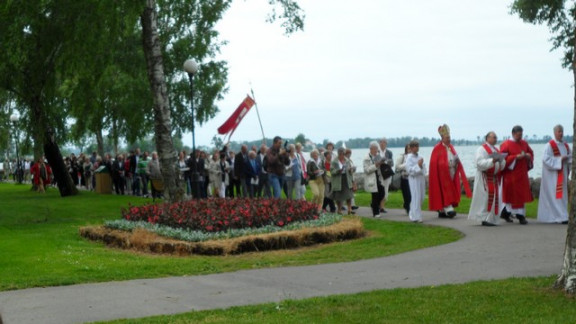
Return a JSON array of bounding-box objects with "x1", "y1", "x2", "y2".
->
[{"x1": 250, "y1": 83, "x2": 266, "y2": 144}]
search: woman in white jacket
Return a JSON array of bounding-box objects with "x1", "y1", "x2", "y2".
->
[
  {"x1": 363, "y1": 141, "x2": 385, "y2": 217},
  {"x1": 209, "y1": 151, "x2": 230, "y2": 198}
]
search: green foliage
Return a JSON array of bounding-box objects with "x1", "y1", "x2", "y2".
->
[
  {"x1": 0, "y1": 0, "x2": 305, "y2": 157},
  {"x1": 294, "y1": 133, "x2": 306, "y2": 145},
  {"x1": 511, "y1": 0, "x2": 576, "y2": 69},
  {"x1": 159, "y1": 0, "x2": 231, "y2": 136},
  {"x1": 0, "y1": 183, "x2": 459, "y2": 291},
  {"x1": 266, "y1": 0, "x2": 306, "y2": 35},
  {"x1": 211, "y1": 134, "x2": 225, "y2": 150}
]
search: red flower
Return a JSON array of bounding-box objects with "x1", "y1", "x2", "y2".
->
[{"x1": 122, "y1": 198, "x2": 319, "y2": 233}]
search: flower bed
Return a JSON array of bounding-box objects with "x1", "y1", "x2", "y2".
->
[
  {"x1": 121, "y1": 198, "x2": 319, "y2": 233},
  {"x1": 81, "y1": 217, "x2": 365, "y2": 256},
  {"x1": 80, "y1": 198, "x2": 366, "y2": 255},
  {"x1": 106, "y1": 213, "x2": 342, "y2": 243}
]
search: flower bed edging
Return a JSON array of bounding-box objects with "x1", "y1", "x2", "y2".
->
[{"x1": 79, "y1": 217, "x2": 366, "y2": 256}]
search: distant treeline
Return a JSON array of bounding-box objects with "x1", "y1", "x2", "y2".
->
[{"x1": 221, "y1": 135, "x2": 573, "y2": 152}]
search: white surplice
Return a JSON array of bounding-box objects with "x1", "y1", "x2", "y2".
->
[
  {"x1": 537, "y1": 140, "x2": 572, "y2": 223},
  {"x1": 468, "y1": 143, "x2": 506, "y2": 224},
  {"x1": 406, "y1": 153, "x2": 427, "y2": 222}
]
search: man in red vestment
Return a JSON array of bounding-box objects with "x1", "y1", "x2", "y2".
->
[
  {"x1": 428, "y1": 124, "x2": 471, "y2": 218},
  {"x1": 500, "y1": 125, "x2": 533, "y2": 225}
]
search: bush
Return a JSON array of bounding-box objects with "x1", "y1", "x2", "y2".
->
[{"x1": 121, "y1": 198, "x2": 320, "y2": 233}]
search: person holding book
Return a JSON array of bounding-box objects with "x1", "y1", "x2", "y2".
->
[{"x1": 468, "y1": 131, "x2": 506, "y2": 226}]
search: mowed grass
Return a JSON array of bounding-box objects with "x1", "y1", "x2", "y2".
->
[
  {"x1": 0, "y1": 183, "x2": 461, "y2": 291},
  {"x1": 101, "y1": 276, "x2": 573, "y2": 324}
]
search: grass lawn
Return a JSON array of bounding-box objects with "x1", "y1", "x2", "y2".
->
[
  {"x1": 0, "y1": 183, "x2": 461, "y2": 291},
  {"x1": 101, "y1": 276, "x2": 573, "y2": 324}
]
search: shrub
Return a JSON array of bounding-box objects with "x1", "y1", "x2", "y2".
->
[{"x1": 121, "y1": 198, "x2": 320, "y2": 233}]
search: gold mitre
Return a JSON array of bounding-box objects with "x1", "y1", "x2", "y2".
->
[{"x1": 438, "y1": 124, "x2": 450, "y2": 137}]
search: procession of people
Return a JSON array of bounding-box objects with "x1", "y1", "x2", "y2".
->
[{"x1": 4, "y1": 123, "x2": 571, "y2": 226}]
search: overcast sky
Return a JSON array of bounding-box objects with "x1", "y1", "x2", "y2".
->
[{"x1": 187, "y1": 0, "x2": 573, "y2": 148}]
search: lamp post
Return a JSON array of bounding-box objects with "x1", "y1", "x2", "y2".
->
[
  {"x1": 183, "y1": 59, "x2": 200, "y2": 198},
  {"x1": 10, "y1": 114, "x2": 23, "y2": 184}
]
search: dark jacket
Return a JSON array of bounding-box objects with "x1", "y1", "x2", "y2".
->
[
  {"x1": 234, "y1": 152, "x2": 247, "y2": 179},
  {"x1": 245, "y1": 157, "x2": 261, "y2": 179},
  {"x1": 265, "y1": 147, "x2": 289, "y2": 176},
  {"x1": 187, "y1": 157, "x2": 206, "y2": 181},
  {"x1": 306, "y1": 159, "x2": 323, "y2": 181}
]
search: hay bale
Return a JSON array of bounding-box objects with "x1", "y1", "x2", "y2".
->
[{"x1": 79, "y1": 217, "x2": 366, "y2": 256}]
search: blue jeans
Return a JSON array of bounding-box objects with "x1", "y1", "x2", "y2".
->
[
  {"x1": 132, "y1": 174, "x2": 141, "y2": 196},
  {"x1": 269, "y1": 173, "x2": 284, "y2": 198}
]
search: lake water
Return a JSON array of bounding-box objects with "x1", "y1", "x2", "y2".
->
[{"x1": 346, "y1": 143, "x2": 553, "y2": 178}]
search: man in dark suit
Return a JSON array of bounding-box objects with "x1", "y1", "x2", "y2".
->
[
  {"x1": 129, "y1": 148, "x2": 141, "y2": 196},
  {"x1": 111, "y1": 154, "x2": 126, "y2": 195},
  {"x1": 245, "y1": 150, "x2": 261, "y2": 197},
  {"x1": 256, "y1": 144, "x2": 271, "y2": 197},
  {"x1": 234, "y1": 144, "x2": 249, "y2": 197},
  {"x1": 187, "y1": 149, "x2": 206, "y2": 199}
]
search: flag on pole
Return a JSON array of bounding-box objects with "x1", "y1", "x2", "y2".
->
[{"x1": 217, "y1": 95, "x2": 256, "y2": 135}]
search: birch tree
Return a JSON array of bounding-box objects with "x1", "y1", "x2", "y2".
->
[
  {"x1": 140, "y1": 0, "x2": 304, "y2": 202},
  {"x1": 511, "y1": 0, "x2": 576, "y2": 294}
]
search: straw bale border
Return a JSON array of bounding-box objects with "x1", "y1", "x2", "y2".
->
[{"x1": 79, "y1": 217, "x2": 365, "y2": 256}]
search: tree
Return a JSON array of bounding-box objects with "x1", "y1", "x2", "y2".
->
[
  {"x1": 0, "y1": 1, "x2": 143, "y2": 196},
  {"x1": 511, "y1": 0, "x2": 576, "y2": 294},
  {"x1": 211, "y1": 135, "x2": 224, "y2": 151},
  {"x1": 139, "y1": 0, "x2": 304, "y2": 202},
  {"x1": 294, "y1": 133, "x2": 307, "y2": 145},
  {"x1": 0, "y1": 0, "x2": 304, "y2": 200},
  {"x1": 0, "y1": 2, "x2": 93, "y2": 196},
  {"x1": 63, "y1": 32, "x2": 152, "y2": 158}
]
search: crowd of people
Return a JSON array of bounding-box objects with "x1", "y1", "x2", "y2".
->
[
  {"x1": 179, "y1": 136, "x2": 359, "y2": 214},
  {"x1": 1, "y1": 124, "x2": 571, "y2": 225},
  {"x1": 414, "y1": 123, "x2": 570, "y2": 226},
  {"x1": 364, "y1": 123, "x2": 571, "y2": 226}
]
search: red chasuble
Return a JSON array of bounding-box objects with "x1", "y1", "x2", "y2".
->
[
  {"x1": 428, "y1": 142, "x2": 471, "y2": 211},
  {"x1": 500, "y1": 139, "x2": 534, "y2": 208}
]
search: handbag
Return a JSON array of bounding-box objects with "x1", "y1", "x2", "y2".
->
[{"x1": 380, "y1": 163, "x2": 395, "y2": 180}]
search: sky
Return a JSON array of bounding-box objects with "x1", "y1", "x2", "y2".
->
[{"x1": 186, "y1": 0, "x2": 573, "y2": 148}]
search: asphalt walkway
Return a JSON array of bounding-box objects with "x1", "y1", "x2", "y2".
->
[{"x1": 0, "y1": 208, "x2": 568, "y2": 324}]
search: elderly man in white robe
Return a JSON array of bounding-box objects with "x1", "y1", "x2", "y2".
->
[
  {"x1": 537, "y1": 124, "x2": 572, "y2": 224},
  {"x1": 468, "y1": 131, "x2": 506, "y2": 226}
]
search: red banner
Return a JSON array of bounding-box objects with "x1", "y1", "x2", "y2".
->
[{"x1": 217, "y1": 95, "x2": 255, "y2": 135}]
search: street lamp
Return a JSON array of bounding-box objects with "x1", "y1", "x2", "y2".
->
[
  {"x1": 10, "y1": 114, "x2": 23, "y2": 184},
  {"x1": 183, "y1": 59, "x2": 200, "y2": 198}
]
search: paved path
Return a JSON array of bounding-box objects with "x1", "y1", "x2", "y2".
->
[{"x1": 0, "y1": 208, "x2": 568, "y2": 324}]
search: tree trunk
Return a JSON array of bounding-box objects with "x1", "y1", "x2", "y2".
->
[
  {"x1": 29, "y1": 93, "x2": 78, "y2": 197},
  {"x1": 140, "y1": 0, "x2": 184, "y2": 203},
  {"x1": 554, "y1": 27, "x2": 576, "y2": 294},
  {"x1": 112, "y1": 116, "x2": 119, "y2": 155},
  {"x1": 96, "y1": 128, "x2": 105, "y2": 158},
  {"x1": 44, "y1": 128, "x2": 78, "y2": 197}
]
